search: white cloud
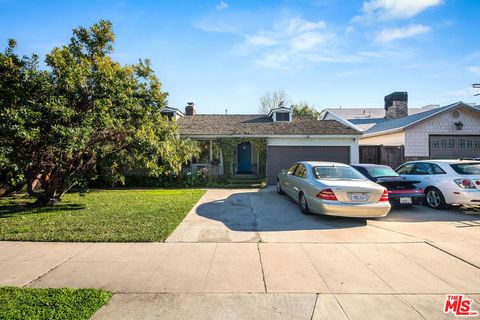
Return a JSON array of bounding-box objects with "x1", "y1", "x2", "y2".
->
[
  {"x1": 468, "y1": 66, "x2": 480, "y2": 75},
  {"x1": 355, "y1": 0, "x2": 443, "y2": 21},
  {"x1": 218, "y1": 17, "x2": 337, "y2": 69},
  {"x1": 245, "y1": 34, "x2": 277, "y2": 47},
  {"x1": 284, "y1": 18, "x2": 326, "y2": 33},
  {"x1": 375, "y1": 24, "x2": 431, "y2": 42},
  {"x1": 216, "y1": 1, "x2": 229, "y2": 11}
]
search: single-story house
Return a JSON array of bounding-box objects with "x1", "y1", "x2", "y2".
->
[
  {"x1": 162, "y1": 102, "x2": 362, "y2": 184},
  {"x1": 321, "y1": 92, "x2": 480, "y2": 167}
]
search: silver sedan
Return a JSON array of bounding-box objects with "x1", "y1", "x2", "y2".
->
[{"x1": 276, "y1": 161, "x2": 391, "y2": 218}]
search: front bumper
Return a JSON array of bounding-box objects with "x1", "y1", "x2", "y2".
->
[
  {"x1": 446, "y1": 189, "x2": 480, "y2": 206},
  {"x1": 306, "y1": 195, "x2": 391, "y2": 218}
]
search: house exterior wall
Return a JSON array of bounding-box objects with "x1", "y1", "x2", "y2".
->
[
  {"x1": 359, "y1": 131, "x2": 405, "y2": 146},
  {"x1": 404, "y1": 107, "x2": 480, "y2": 157},
  {"x1": 266, "y1": 137, "x2": 359, "y2": 163}
]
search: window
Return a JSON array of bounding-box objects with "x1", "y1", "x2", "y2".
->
[
  {"x1": 432, "y1": 139, "x2": 454, "y2": 149},
  {"x1": 396, "y1": 163, "x2": 415, "y2": 175},
  {"x1": 450, "y1": 162, "x2": 480, "y2": 175},
  {"x1": 366, "y1": 166, "x2": 399, "y2": 178},
  {"x1": 275, "y1": 112, "x2": 290, "y2": 121},
  {"x1": 294, "y1": 164, "x2": 307, "y2": 178},
  {"x1": 430, "y1": 164, "x2": 446, "y2": 174},
  {"x1": 412, "y1": 163, "x2": 431, "y2": 175},
  {"x1": 287, "y1": 164, "x2": 298, "y2": 175},
  {"x1": 162, "y1": 112, "x2": 174, "y2": 120},
  {"x1": 313, "y1": 166, "x2": 366, "y2": 180}
]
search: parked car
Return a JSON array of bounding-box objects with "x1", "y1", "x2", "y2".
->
[
  {"x1": 276, "y1": 161, "x2": 391, "y2": 218},
  {"x1": 395, "y1": 160, "x2": 480, "y2": 209},
  {"x1": 351, "y1": 164, "x2": 424, "y2": 206}
]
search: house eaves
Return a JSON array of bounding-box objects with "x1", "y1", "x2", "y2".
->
[{"x1": 319, "y1": 110, "x2": 365, "y2": 132}]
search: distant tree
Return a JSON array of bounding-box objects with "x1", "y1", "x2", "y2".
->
[
  {"x1": 0, "y1": 20, "x2": 199, "y2": 204},
  {"x1": 259, "y1": 89, "x2": 292, "y2": 114},
  {"x1": 292, "y1": 103, "x2": 320, "y2": 118}
]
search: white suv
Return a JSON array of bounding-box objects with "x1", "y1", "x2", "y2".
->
[{"x1": 395, "y1": 160, "x2": 480, "y2": 209}]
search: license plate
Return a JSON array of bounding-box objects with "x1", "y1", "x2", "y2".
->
[
  {"x1": 400, "y1": 197, "x2": 412, "y2": 204},
  {"x1": 349, "y1": 193, "x2": 369, "y2": 201}
]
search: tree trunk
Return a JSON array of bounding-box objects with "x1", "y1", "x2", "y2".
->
[{"x1": 27, "y1": 171, "x2": 60, "y2": 206}]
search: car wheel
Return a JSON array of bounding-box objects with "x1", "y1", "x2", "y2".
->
[
  {"x1": 425, "y1": 188, "x2": 446, "y2": 209},
  {"x1": 276, "y1": 180, "x2": 284, "y2": 195},
  {"x1": 299, "y1": 192, "x2": 311, "y2": 215}
]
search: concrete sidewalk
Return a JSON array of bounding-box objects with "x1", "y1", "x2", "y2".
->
[
  {"x1": 2, "y1": 241, "x2": 479, "y2": 319},
  {"x1": 2, "y1": 241, "x2": 480, "y2": 294},
  {"x1": 92, "y1": 293, "x2": 480, "y2": 320},
  {"x1": 1, "y1": 188, "x2": 480, "y2": 319}
]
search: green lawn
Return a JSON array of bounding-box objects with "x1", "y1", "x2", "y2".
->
[
  {"x1": 0, "y1": 287, "x2": 111, "y2": 320},
  {"x1": 0, "y1": 189, "x2": 205, "y2": 242}
]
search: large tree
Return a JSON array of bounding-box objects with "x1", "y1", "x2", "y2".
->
[
  {"x1": 0, "y1": 20, "x2": 198, "y2": 204},
  {"x1": 259, "y1": 89, "x2": 292, "y2": 114},
  {"x1": 292, "y1": 103, "x2": 320, "y2": 119}
]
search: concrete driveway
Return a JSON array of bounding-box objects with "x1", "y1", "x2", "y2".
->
[
  {"x1": 1, "y1": 188, "x2": 479, "y2": 319},
  {"x1": 167, "y1": 187, "x2": 480, "y2": 246}
]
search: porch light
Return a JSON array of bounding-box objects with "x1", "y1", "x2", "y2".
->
[{"x1": 454, "y1": 121, "x2": 464, "y2": 130}]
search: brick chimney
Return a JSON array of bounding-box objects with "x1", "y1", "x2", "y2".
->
[
  {"x1": 384, "y1": 92, "x2": 408, "y2": 119},
  {"x1": 185, "y1": 102, "x2": 196, "y2": 116}
]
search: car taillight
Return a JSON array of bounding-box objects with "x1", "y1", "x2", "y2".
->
[
  {"x1": 316, "y1": 188, "x2": 338, "y2": 201},
  {"x1": 454, "y1": 178, "x2": 476, "y2": 189},
  {"x1": 379, "y1": 189, "x2": 389, "y2": 202}
]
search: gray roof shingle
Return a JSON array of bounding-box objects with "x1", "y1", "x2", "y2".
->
[
  {"x1": 365, "y1": 102, "x2": 478, "y2": 134},
  {"x1": 177, "y1": 114, "x2": 361, "y2": 136}
]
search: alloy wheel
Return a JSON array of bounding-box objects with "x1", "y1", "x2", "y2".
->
[{"x1": 426, "y1": 189, "x2": 441, "y2": 208}]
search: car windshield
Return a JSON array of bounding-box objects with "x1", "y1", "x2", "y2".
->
[
  {"x1": 314, "y1": 166, "x2": 367, "y2": 180},
  {"x1": 366, "y1": 166, "x2": 399, "y2": 178},
  {"x1": 450, "y1": 162, "x2": 480, "y2": 175}
]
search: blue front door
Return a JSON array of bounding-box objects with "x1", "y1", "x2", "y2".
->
[{"x1": 237, "y1": 142, "x2": 252, "y2": 173}]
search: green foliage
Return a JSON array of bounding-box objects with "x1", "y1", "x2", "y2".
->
[
  {"x1": 292, "y1": 103, "x2": 320, "y2": 118},
  {"x1": 121, "y1": 169, "x2": 224, "y2": 188},
  {"x1": 0, "y1": 287, "x2": 111, "y2": 320},
  {"x1": 0, "y1": 189, "x2": 205, "y2": 241},
  {"x1": 0, "y1": 20, "x2": 199, "y2": 203},
  {"x1": 217, "y1": 138, "x2": 266, "y2": 178}
]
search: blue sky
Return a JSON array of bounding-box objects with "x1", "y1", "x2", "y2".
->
[{"x1": 1, "y1": 0, "x2": 479, "y2": 113}]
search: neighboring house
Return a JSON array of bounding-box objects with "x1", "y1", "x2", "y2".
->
[
  {"x1": 164, "y1": 103, "x2": 362, "y2": 184},
  {"x1": 321, "y1": 92, "x2": 480, "y2": 167}
]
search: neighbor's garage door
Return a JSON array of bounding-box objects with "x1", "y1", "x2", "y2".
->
[
  {"x1": 430, "y1": 135, "x2": 480, "y2": 159},
  {"x1": 266, "y1": 146, "x2": 350, "y2": 184}
]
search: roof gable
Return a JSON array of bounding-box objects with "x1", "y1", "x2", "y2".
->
[{"x1": 364, "y1": 102, "x2": 479, "y2": 135}]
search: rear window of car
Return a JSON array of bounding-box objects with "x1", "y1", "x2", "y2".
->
[
  {"x1": 313, "y1": 166, "x2": 367, "y2": 180},
  {"x1": 450, "y1": 162, "x2": 480, "y2": 175},
  {"x1": 366, "y1": 167, "x2": 399, "y2": 178}
]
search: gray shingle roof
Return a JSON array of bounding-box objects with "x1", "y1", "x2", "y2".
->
[
  {"x1": 177, "y1": 114, "x2": 361, "y2": 136},
  {"x1": 365, "y1": 102, "x2": 478, "y2": 134}
]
